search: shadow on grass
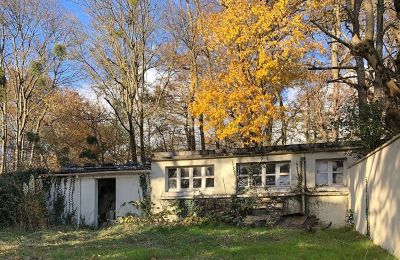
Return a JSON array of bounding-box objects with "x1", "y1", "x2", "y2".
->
[{"x1": 0, "y1": 225, "x2": 395, "y2": 259}]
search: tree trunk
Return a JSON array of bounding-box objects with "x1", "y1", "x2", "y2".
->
[
  {"x1": 199, "y1": 114, "x2": 205, "y2": 151},
  {"x1": 139, "y1": 108, "x2": 146, "y2": 163},
  {"x1": 128, "y1": 116, "x2": 138, "y2": 164},
  {"x1": 331, "y1": 1, "x2": 340, "y2": 142},
  {"x1": 29, "y1": 109, "x2": 47, "y2": 167}
]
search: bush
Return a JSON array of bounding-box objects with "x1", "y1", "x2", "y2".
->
[
  {"x1": 0, "y1": 169, "x2": 48, "y2": 230},
  {"x1": 175, "y1": 196, "x2": 255, "y2": 225}
]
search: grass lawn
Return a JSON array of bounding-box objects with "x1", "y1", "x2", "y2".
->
[{"x1": 0, "y1": 224, "x2": 394, "y2": 259}]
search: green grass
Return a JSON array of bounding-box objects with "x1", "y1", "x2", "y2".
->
[{"x1": 0, "y1": 224, "x2": 394, "y2": 259}]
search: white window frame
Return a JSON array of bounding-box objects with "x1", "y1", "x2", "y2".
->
[
  {"x1": 237, "y1": 162, "x2": 291, "y2": 188},
  {"x1": 316, "y1": 159, "x2": 345, "y2": 187},
  {"x1": 166, "y1": 165, "x2": 214, "y2": 191}
]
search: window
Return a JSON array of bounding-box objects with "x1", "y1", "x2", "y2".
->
[
  {"x1": 316, "y1": 160, "x2": 345, "y2": 186},
  {"x1": 238, "y1": 163, "x2": 262, "y2": 187},
  {"x1": 237, "y1": 162, "x2": 291, "y2": 188},
  {"x1": 166, "y1": 166, "x2": 215, "y2": 191}
]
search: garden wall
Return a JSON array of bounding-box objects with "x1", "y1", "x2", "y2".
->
[{"x1": 348, "y1": 134, "x2": 400, "y2": 258}]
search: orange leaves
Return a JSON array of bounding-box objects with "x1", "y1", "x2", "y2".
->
[{"x1": 191, "y1": 0, "x2": 313, "y2": 145}]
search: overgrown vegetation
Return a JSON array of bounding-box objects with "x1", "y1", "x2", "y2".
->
[
  {"x1": 0, "y1": 169, "x2": 48, "y2": 230},
  {"x1": 0, "y1": 224, "x2": 394, "y2": 259},
  {"x1": 174, "y1": 197, "x2": 255, "y2": 225},
  {"x1": 0, "y1": 169, "x2": 78, "y2": 230},
  {"x1": 342, "y1": 101, "x2": 394, "y2": 155}
]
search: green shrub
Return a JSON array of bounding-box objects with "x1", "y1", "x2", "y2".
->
[
  {"x1": 0, "y1": 169, "x2": 48, "y2": 230},
  {"x1": 174, "y1": 196, "x2": 255, "y2": 225}
]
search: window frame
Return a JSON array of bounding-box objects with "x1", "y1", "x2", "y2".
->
[
  {"x1": 237, "y1": 161, "x2": 291, "y2": 188},
  {"x1": 315, "y1": 159, "x2": 345, "y2": 187},
  {"x1": 165, "y1": 165, "x2": 215, "y2": 192}
]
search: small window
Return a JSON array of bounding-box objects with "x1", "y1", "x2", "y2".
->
[
  {"x1": 205, "y1": 166, "x2": 214, "y2": 188},
  {"x1": 316, "y1": 160, "x2": 345, "y2": 186},
  {"x1": 238, "y1": 163, "x2": 262, "y2": 188},
  {"x1": 316, "y1": 161, "x2": 329, "y2": 186},
  {"x1": 332, "y1": 161, "x2": 344, "y2": 185},
  {"x1": 265, "y1": 163, "x2": 276, "y2": 186},
  {"x1": 168, "y1": 168, "x2": 177, "y2": 189},
  {"x1": 237, "y1": 162, "x2": 290, "y2": 188},
  {"x1": 193, "y1": 167, "x2": 202, "y2": 188},
  {"x1": 166, "y1": 165, "x2": 214, "y2": 191}
]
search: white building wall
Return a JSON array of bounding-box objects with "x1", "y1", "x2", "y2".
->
[
  {"x1": 115, "y1": 175, "x2": 143, "y2": 217},
  {"x1": 47, "y1": 172, "x2": 146, "y2": 227},
  {"x1": 348, "y1": 134, "x2": 400, "y2": 258},
  {"x1": 151, "y1": 150, "x2": 355, "y2": 226},
  {"x1": 79, "y1": 177, "x2": 97, "y2": 226}
]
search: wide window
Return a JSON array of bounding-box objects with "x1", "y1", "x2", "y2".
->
[
  {"x1": 316, "y1": 160, "x2": 345, "y2": 186},
  {"x1": 237, "y1": 162, "x2": 291, "y2": 188},
  {"x1": 166, "y1": 166, "x2": 214, "y2": 191}
]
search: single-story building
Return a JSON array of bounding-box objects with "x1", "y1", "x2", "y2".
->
[
  {"x1": 151, "y1": 143, "x2": 358, "y2": 226},
  {"x1": 44, "y1": 142, "x2": 358, "y2": 227},
  {"x1": 43, "y1": 166, "x2": 149, "y2": 227}
]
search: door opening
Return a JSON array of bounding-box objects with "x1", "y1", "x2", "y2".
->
[{"x1": 97, "y1": 178, "x2": 116, "y2": 226}]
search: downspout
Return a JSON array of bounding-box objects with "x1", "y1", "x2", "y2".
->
[
  {"x1": 301, "y1": 154, "x2": 307, "y2": 214},
  {"x1": 77, "y1": 176, "x2": 81, "y2": 228}
]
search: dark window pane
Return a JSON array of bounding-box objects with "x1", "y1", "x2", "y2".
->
[
  {"x1": 280, "y1": 163, "x2": 290, "y2": 173},
  {"x1": 168, "y1": 168, "x2": 177, "y2": 178},
  {"x1": 238, "y1": 176, "x2": 248, "y2": 187},
  {"x1": 279, "y1": 175, "x2": 290, "y2": 186},
  {"x1": 239, "y1": 165, "x2": 250, "y2": 176},
  {"x1": 250, "y1": 164, "x2": 262, "y2": 175},
  {"x1": 333, "y1": 161, "x2": 344, "y2": 172},
  {"x1": 206, "y1": 166, "x2": 214, "y2": 176},
  {"x1": 181, "y1": 179, "x2": 189, "y2": 188},
  {"x1": 253, "y1": 176, "x2": 262, "y2": 186},
  {"x1": 193, "y1": 179, "x2": 202, "y2": 188},
  {"x1": 181, "y1": 168, "x2": 190, "y2": 178},
  {"x1": 168, "y1": 179, "x2": 177, "y2": 189},
  {"x1": 333, "y1": 172, "x2": 343, "y2": 185},
  {"x1": 206, "y1": 178, "x2": 214, "y2": 188},
  {"x1": 193, "y1": 167, "x2": 202, "y2": 177},
  {"x1": 316, "y1": 172, "x2": 328, "y2": 186},
  {"x1": 265, "y1": 164, "x2": 275, "y2": 174},
  {"x1": 266, "y1": 176, "x2": 275, "y2": 186}
]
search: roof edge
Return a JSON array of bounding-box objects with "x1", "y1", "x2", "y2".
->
[{"x1": 151, "y1": 141, "x2": 359, "y2": 161}]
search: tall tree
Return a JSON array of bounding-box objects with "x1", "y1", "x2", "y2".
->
[
  {"x1": 0, "y1": 0, "x2": 81, "y2": 171},
  {"x1": 191, "y1": 0, "x2": 314, "y2": 146},
  {"x1": 310, "y1": 0, "x2": 400, "y2": 133},
  {"x1": 82, "y1": 0, "x2": 155, "y2": 163}
]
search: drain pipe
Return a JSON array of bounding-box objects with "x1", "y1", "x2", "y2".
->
[
  {"x1": 300, "y1": 154, "x2": 307, "y2": 214},
  {"x1": 77, "y1": 176, "x2": 81, "y2": 228}
]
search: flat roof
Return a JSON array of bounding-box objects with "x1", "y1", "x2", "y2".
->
[
  {"x1": 40, "y1": 164, "x2": 150, "y2": 177},
  {"x1": 151, "y1": 141, "x2": 359, "y2": 161},
  {"x1": 40, "y1": 169, "x2": 150, "y2": 178}
]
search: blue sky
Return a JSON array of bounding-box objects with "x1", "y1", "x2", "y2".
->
[{"x1": 60, "y1": 0, "x2": 90, "y2": 25}]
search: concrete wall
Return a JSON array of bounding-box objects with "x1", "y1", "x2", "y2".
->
[
  {"x1": 151, "y1": 150, "x2": 355, "y2": 226},
  {"x1": 348, "y1": 134, "x2": 400, "y2": 258}
]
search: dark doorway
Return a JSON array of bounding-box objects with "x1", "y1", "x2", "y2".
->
[{"x1": 97, "y1": 178, "x2": 116, "y2": 226}]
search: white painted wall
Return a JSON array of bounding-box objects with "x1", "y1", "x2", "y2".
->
[
  {"x1": 48, "y1": 172, "x2": 145, "y2": 227},
  {"x1": 115, "y1": 175, "x2": 143, "y2": 217},
  {"x1": 79, "y1": 177, "x2": 97, "y2": 226},
  {"x1": 348, "y1": 134, "x2": 400, "y2": 258},
  {"x1": 151, "y1": 150, "x2": 356, "y2": 226}
]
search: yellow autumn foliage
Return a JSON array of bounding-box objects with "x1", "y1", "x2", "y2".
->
[{"x1": 191, "y1": 0, "x2": 314, "y2": 145}]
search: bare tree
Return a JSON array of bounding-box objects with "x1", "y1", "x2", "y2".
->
[
  {"x1": 0, "y1": 0, "x2": 81, "y2": 170},
  {"x1": 311, "y1": 0, "x2": 400, "y2": 133}
]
